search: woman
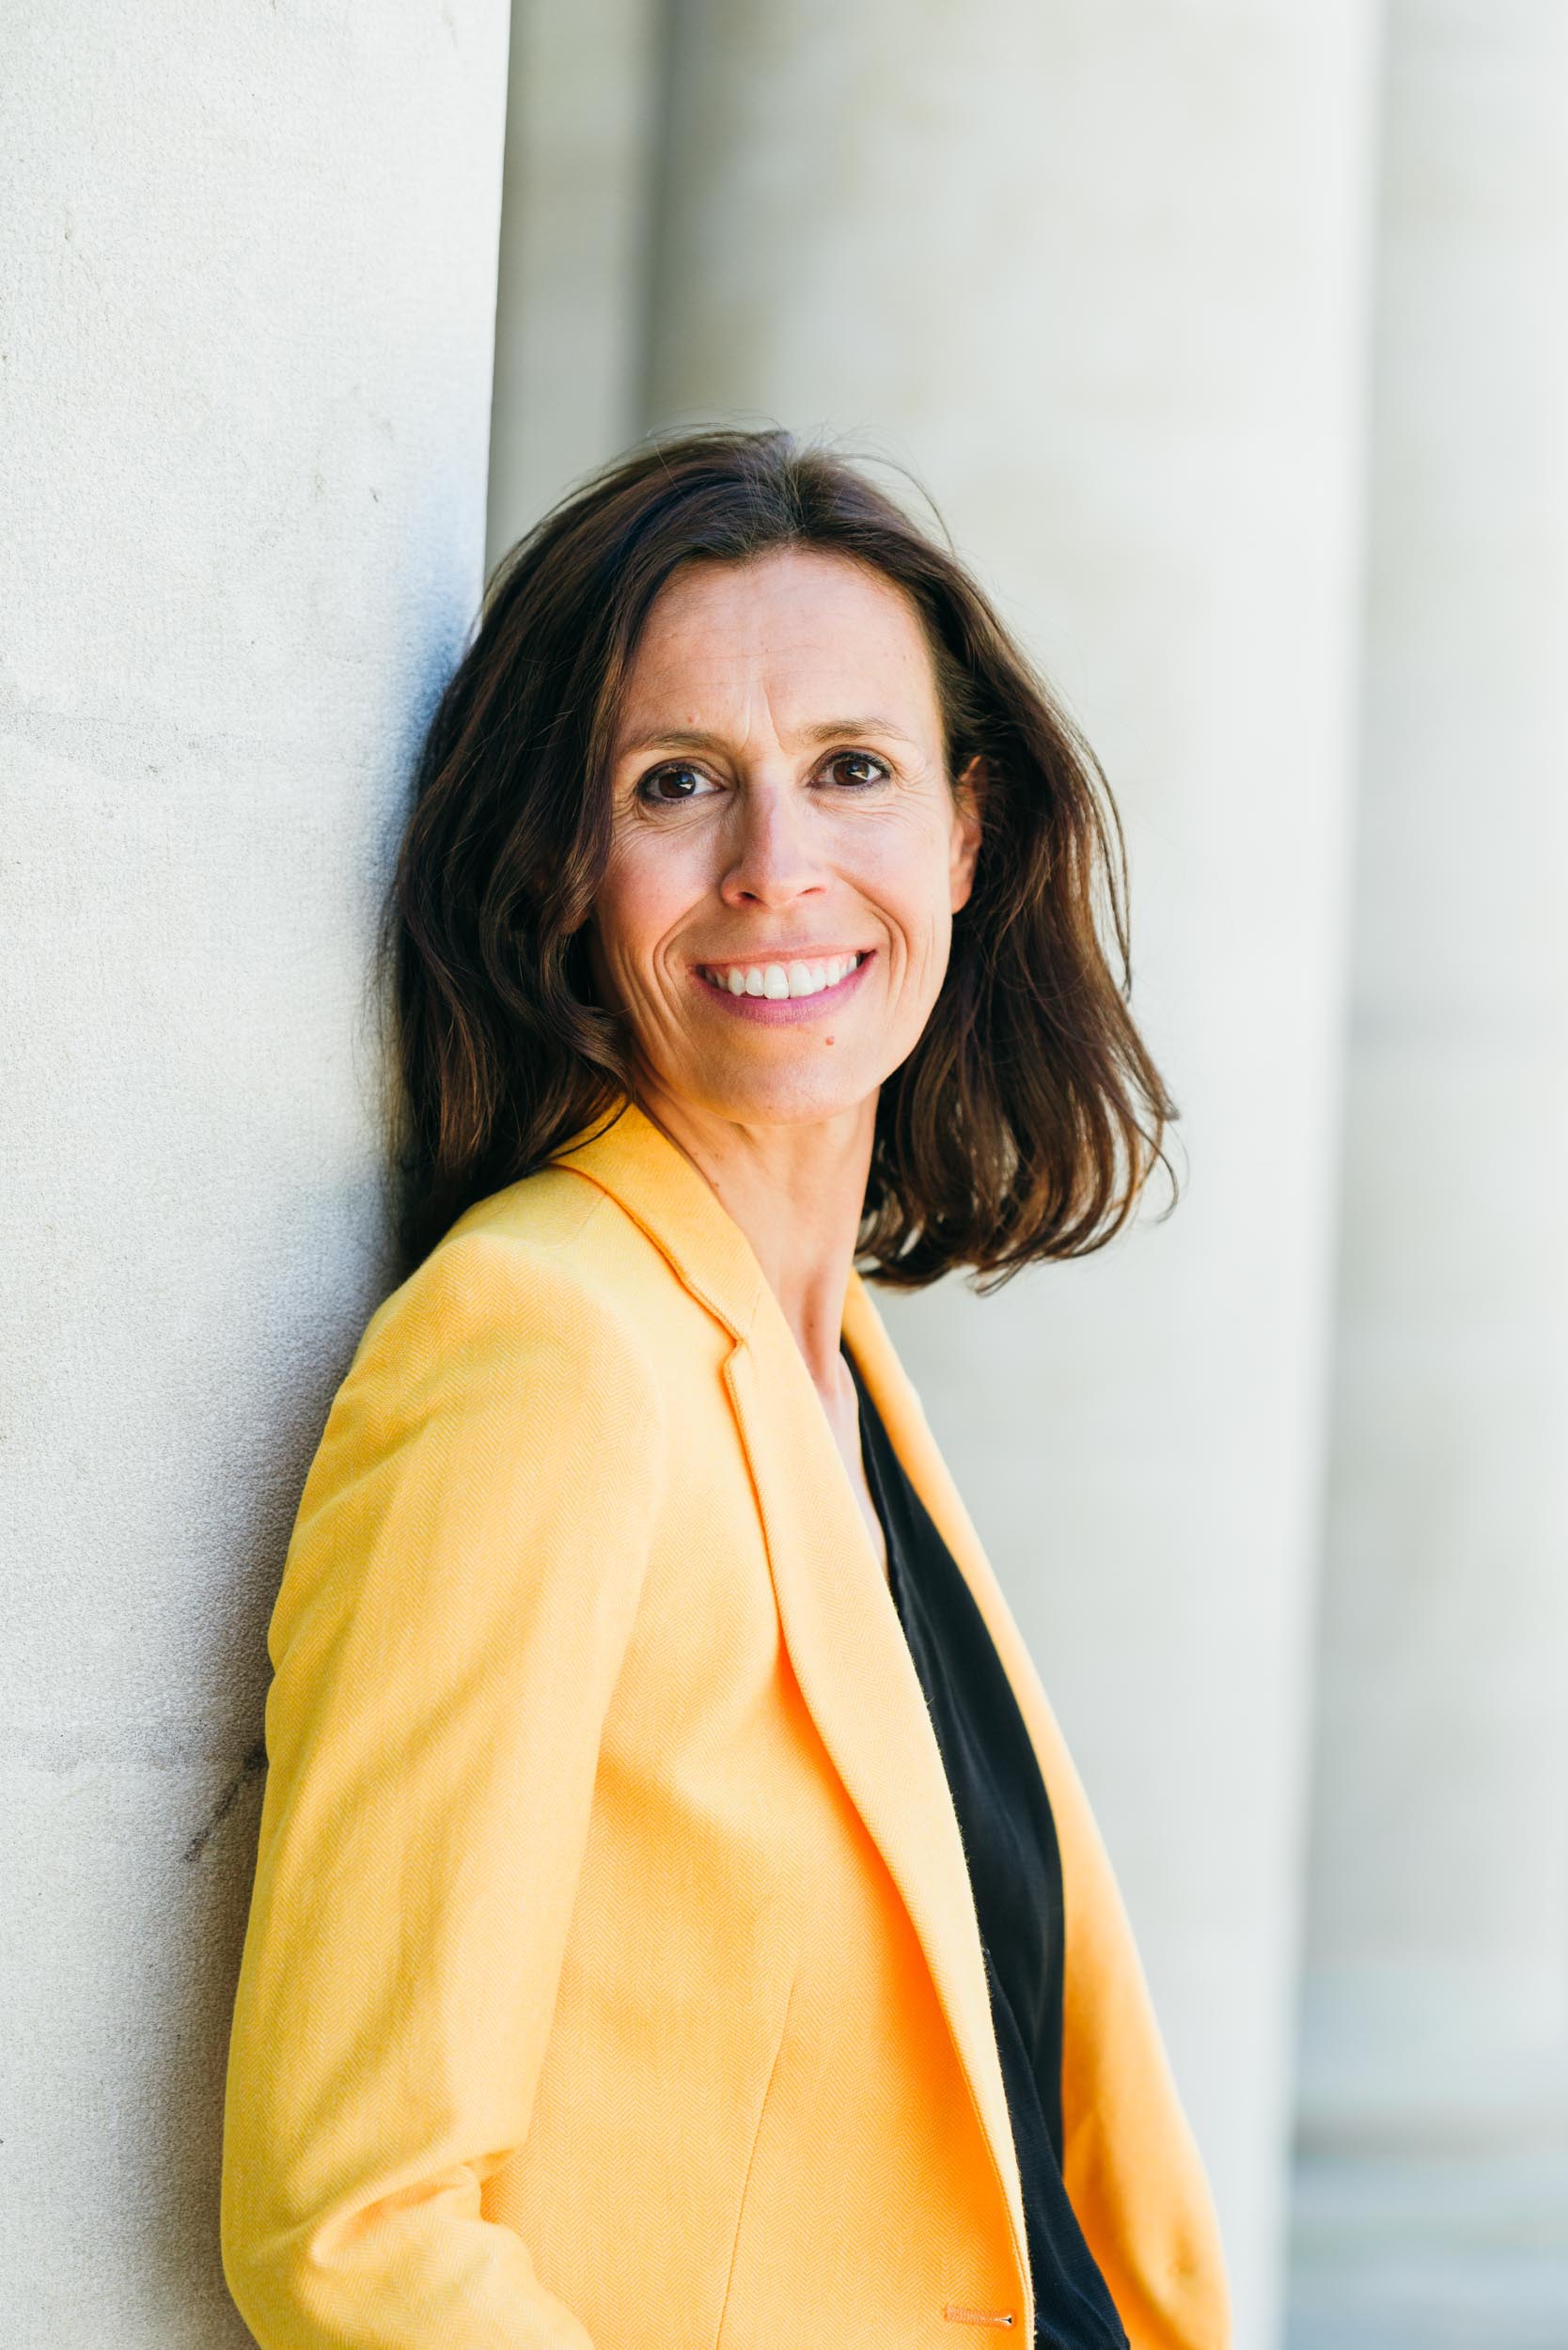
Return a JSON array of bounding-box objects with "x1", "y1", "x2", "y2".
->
[{"x1": 221, "y1": 428, "x2": 1230, "y2": 2350}]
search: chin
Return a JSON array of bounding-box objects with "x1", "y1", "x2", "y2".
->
[{"x1": 679, "y1": 1060, "x2": 883, "y2": 1132}]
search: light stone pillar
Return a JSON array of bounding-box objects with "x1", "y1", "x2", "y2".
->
[
  {"x1": 1294, "y1": 0, "x2": 1568, "y2": 2224},
  {"x1": 0, "y1": 8, "x2": 510, "y2": 2342},
  {"x1": 642, "y1": 8, "x2": 1381, "y2": 2344},
  {"x1": 486, "y1": 0, "x2": 664, "y2": 569}
]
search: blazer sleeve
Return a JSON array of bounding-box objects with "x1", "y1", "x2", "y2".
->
[{"x1": 220, "y1": 1224, "x2": 665, "y2": 2350}]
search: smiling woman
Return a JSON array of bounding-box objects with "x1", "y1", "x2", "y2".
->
[{"x1": 219, "y1": 428, "x2": 1231, "y2": 2350}]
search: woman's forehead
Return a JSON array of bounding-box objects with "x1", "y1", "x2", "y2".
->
[{"x1": 618, "y1": 549, "x2": 941, "y2": 745}]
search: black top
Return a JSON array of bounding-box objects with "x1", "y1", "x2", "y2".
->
[{"x1": 847, "y1": 1352, "x2": 1128, "y2": 2350}]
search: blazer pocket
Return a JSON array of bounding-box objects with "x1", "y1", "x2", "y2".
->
[{"x1": 712, "y1": 1969, "x2": 798, "y2": 2350}]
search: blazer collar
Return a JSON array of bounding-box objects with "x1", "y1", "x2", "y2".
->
[
  {"x1": 551, "y1": 1096, "x2": 767, "y2": 1341},
  {"x1": 551, "y1": 1097, "x2": 1033, "y2": 2333}
]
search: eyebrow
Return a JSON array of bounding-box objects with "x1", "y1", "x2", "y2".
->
[{"x1": 616, "y1": 716, "x2": 922, "y2": 758}]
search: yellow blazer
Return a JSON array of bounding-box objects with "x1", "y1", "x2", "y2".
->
[{"x1": 221, "y1": 1098, "x2": 1229, "y2": 2350}]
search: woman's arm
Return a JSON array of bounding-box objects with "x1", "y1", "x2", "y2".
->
[{"x1": 221, "y1": 1225, "x2": 665, "y2": 2350}]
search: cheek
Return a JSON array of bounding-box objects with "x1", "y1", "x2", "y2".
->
[
  {"x1": 593, "y1": 839, "x2": 688, "y2": 976},
  {"x1": 855, "y1": 814, "x2": 960, "y2": 951}
]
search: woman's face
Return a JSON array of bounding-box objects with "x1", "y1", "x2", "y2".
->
[{"x1": 587, "y1": 548, "x2": 982, "y2": 1135}]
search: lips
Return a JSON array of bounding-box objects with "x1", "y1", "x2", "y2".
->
[{"x1": 697, "y1": 951, "x2": 867, "y2": 1002}]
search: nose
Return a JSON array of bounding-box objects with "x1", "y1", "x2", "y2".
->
[{"x1": 717, "y1": 777, "x2": 828, "y2": 911}]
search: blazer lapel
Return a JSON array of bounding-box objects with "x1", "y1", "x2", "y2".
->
[
  {"x1": 550, "y1": 1102, "x2": 1031, "y2": 2325},
  {"x1": 724, "y1": 1301, "x2": 1033, "y2": 2324}
]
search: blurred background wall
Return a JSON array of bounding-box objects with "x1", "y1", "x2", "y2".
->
[
  {"x1": 3, "y1": 6, "x2": 1563, "y2": 2349},
  {"x1": 1290, "y1": 7, "x2": 1568, "y2": 2339}
]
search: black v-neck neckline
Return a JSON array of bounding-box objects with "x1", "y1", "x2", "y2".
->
[{"x1": 841, "y1": 1346, "x2": 1130, "y2": 2350}]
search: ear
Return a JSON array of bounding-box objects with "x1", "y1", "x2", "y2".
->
[{"x1": 949, "y1": 754, "x2": 986, "y2": 913}]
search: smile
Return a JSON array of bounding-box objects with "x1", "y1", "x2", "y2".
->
[
  {"x1": 692, "y1": 949, "x2": 873, "y2": 1024},
  {"x1": 698, "y1": 950, "x2": 866, "y2": 1001}
]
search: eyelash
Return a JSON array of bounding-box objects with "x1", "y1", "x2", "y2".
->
[{"x1": 635, "y1": 749, "x2": 892, "y2": 806}]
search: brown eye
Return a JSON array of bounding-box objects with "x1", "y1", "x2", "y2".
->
[
  {"x1": 823, "y1": 750, "x2": 889, "y2": 789},
  {"x1": 637, "y1": 761, "x2": 713, "y2": 805}
]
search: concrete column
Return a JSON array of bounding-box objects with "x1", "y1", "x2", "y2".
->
[
  {"x1": 486, "y1": 0, "x2": 664, "y2": 567},
  {"x1": 642, "y1": 8, "x2": 1380, "y2": 2343},
  {"x1": 0, "y1": 8, "x2": 510, "y2": 2342},
  {"x1": 1294, "y1": 0, "x2": 1568, "y2": 2298}
]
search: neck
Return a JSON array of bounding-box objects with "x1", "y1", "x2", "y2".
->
[{"x1": 634, "y1": 1077, "x2": 875, "y2": 1392}]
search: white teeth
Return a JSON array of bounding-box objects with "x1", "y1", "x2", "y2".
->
[{"x1": 705, "y1": 951, "x2": 863, "y2": 998}]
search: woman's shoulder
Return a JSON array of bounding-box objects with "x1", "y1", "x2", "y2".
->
[
  {"x1": 270, "y1": 1166, "x2": 672, "y2": 1679},
  {"x1": 343, "y1": 1163, "x2": 671, "y2": 1439}
]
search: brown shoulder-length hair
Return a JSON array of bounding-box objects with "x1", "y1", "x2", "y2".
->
[{"x1": 378, "y1": 425, "x2": 1177, "y2": 1288}]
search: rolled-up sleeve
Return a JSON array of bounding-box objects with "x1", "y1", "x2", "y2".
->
[{"x1": 220, "y1": 1225, "x2": 664, "y2": 2349}]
